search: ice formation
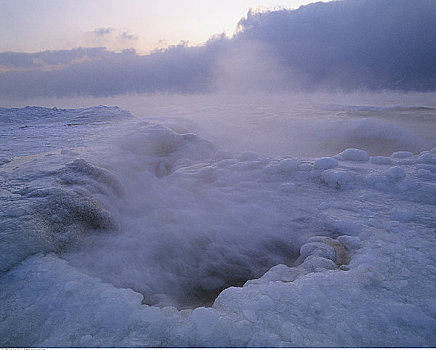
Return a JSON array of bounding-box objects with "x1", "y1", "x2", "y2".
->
[{"x1": 0, "y1": 105, "x2": 435, "y2": 347}]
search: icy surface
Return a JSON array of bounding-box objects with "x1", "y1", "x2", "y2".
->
[
  {"x1": 335, "y1": 148, "x2": 370, "y2": 162},
  {"x1": 1, "y1": 103, "x2": 436, "y2": 347},
  {"x1": 314, "y1": 157, "x2": 338, "y2": 170}
]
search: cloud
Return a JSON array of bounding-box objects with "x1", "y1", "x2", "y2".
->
[
  {"x1": 0, "y1": 45, "x2": 214, "y2": 98},
  {"x1": 1, "y1": 0, "x2": 435, "y2": 98},
  {"x1": 84, "y1": 28, "x2": 139, "y2": 51},
  {"x1": 121, "y1": 32, "x2": 138, "y2": 41},
  {"x1": 233, "y1": 0, "x2": 436, "y2": 91},
  {"x1": 0, "y1": 47, "x2": 111, "y2": 72},
  {"x1": 93, "y1": 28, "x2": 115, "y2": 37}
]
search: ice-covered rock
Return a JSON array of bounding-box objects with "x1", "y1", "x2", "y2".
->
[
  {"x1": 337, "y1": 235, "x2": 362, "y2": 251},
  {"x1": 321, "y1": 169, "x2": 351, "y2": 188},
  {"x1": 314, "y1": 157, "x2": 338, "y2": 170},
  {"x1": 386, "y1": 166, "x2": 406, "y2": 180},
  {"x1": 300, "y1": 242, "x2": 336, "y2": 262},
  {"x1": 278, "y1": 158, "x2": 298, "y2": 172},
  {"x1": 391, "y1": 151, "x2": 414, "y2": 159},
  {"x1": 335, "y1": 148, "x2": 369, "y2": 162},
  {"x1": 301, "y1": 256, "x2": 337, "y2": 271},
  {"x1": 417, "y1": 169, "x2": 434, "y2": 180}
]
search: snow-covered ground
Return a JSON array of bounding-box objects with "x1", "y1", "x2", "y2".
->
[{"x1": 0, "y1": 95, "x2": 435, "y2": 347}]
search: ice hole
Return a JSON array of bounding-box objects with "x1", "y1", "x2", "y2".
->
[
  {"x1": 138, "y1": 236, "x2": 301, "y2": 309},
  {"x1": 64, "y1": 233, "x2": 306, "y2": 310}
]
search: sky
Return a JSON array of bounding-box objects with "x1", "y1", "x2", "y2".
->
[
  {"x1": 0, "y1": 0, "x2": 324, "y2": 54},
  {"x1": 0, "y1": 0, "x2": 435, "y2": 99}
]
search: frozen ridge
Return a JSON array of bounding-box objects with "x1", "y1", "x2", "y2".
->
[{"x1": 0, "y1": 107, "x2": 435, "y2": 347}]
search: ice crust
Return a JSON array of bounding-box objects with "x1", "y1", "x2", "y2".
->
[{"x1": 1, "y1": 106, "x2": 436, "y2": 347}]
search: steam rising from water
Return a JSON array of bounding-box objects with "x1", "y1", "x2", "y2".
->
[
  {"x1": 57, "y1": 122, "x2": 310, "y2": 308},
  {"x1": 1, "y1": 100, "x2": 436, "y2": 347},
  {"x1": 6, "y1": 92, "x2": 434, "y2": 157}
]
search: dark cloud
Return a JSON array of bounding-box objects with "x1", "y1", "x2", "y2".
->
[
  {"x1": 0, "y1": 44, "x2": 216, "y2": 97},
  {"x1": 1, "y1": 0, "x2": 435, "y2": 98},
  {"x1": 0, "y1": 47, "x2": 112, "y2": 70},
  {"x1": 234, "y1": 0, "x2": 436, "y2": 91}
]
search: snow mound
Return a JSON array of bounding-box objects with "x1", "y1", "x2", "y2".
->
[
  {"x1": 386, "y1": 166, "x2": 406, "y2": 180},
  {"x1": 335, "y1": 148, "x2": 370, "y2": 161},
  {"x1": 321, "y1": 169, "x2": 351, "y2": 188},
  {"x1": 391, "y1": 151, "x2": 414, "y2": 159},
  {"x1": 278, "y1": 158, "x2": 298, "y2": 172},
  {"x1": 314, "y1": 157, "x2": 338, "y2": 170}
]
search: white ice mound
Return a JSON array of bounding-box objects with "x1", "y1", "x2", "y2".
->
[
  {"x1": 391, "y1": 151, "x2": 414, "y2": 159},
  {"x1": 278, "y1": 158, "x2": 298, "y2": 173},
  {"x1": 386, "y1": 166, "x2": 406, "y2": 180},
  {"x1": 337, "y1": 235, "x2": 363, "y2": 251},
  {"x1": 335, "y1": 148, "x2": 370, "y2": 161},
  {"x1": 300, "y1": 242, "x2": 336, "y2": 261},
  {"x1": 314, "y1": 157, "x2": 338, "y2": 170},
  {"x1": 117, "y1": 123, "x2": 216, "y2": 177},
  {"x1": 119, "y1": 124, "x2": 186, "y2": 156},
  {"x1": 0, "y1": 156, "x2": 121, "y2": 273},
  {"x1": 418, "y1": 151, "x2": 436, "y2": 164},
  {"x1": 321, "y1": 169, "x2": 351, "y2": 188}
]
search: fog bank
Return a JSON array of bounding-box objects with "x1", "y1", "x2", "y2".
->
[{"x1": 1, "y1": 0, "x2": 435, "y2": 98}]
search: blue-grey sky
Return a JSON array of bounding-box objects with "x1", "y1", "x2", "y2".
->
[
  {"x1": 0, "y1": 0, "x2": 435, "y2": 97},
  {"x1": 0, "y1": 0, "x2": 320, "y2": 54}
]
